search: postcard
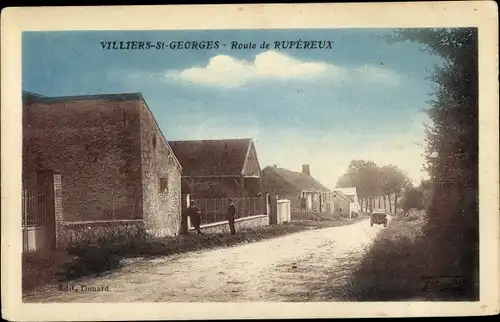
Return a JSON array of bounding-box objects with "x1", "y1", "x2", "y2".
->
[{"x1": 1, "y1": 2, "x2": 499, "y2": 320}]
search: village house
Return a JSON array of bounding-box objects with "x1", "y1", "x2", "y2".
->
[
  {"x1": 22, "y1": 91, "x2": 182, "y2": 249},
  {"x1": 169, "y1": 138, "x2": 267, "y2": 230},
  {"x1": 168, "y1": 138, "x2": 262, "y2": 199},
  {"x1": 332, "y1": 190, "x2": 355, "y2": 218},
  {"x1": 333, "y1": 187, "x2": 361, "y2": 218},
  {"x1": 261, "y1": 164, "x2": 334, "y2": 213}
]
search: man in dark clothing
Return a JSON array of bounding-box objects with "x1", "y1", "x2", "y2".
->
[
  {"x1": 227, "y1": 198, "x2": 237, "y2": 235},
  {"x1": 187, "y1": 201, "x2": 203, "y2": 235}
]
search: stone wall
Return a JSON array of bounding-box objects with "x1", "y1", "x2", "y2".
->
[
  {"x1": 139, "y1": 101, "x2": 182, "y2": 237},
  {"x1": 23, "y1": 98, "x2": 144, "y2": 222},
  {"x1": 59, "y1": 220, "x2": 145, "y2": 248},
  {"x1": 189, "y1": 214, "x2": 268, "y2": 234}
]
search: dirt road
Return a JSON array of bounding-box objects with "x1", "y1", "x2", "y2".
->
[{"x1": 24, "y1": 218, "x2": 387, "y2": 302}]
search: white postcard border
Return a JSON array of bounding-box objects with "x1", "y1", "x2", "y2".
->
[{"x1": 1, "y1": 2, "x2": 499, "y2": 320}]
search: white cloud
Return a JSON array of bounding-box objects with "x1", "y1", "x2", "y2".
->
[
  {"x1": 165, "y1": 51, "x2": 398, "y2": 88},
  {"x1": 166, "y1": 51, "x2": 330, "y2": 88}
]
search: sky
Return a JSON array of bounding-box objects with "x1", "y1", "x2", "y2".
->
[{"x1": 22, "y1": 29, "x2": 442, "y2": 190}]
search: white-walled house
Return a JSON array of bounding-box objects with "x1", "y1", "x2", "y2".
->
[
  {"x1": 333, "y1": 187, "x2": 361, "y2": 218},
  {"x1": 332, "y1": 190, "x2": 353, "y2": 218}
]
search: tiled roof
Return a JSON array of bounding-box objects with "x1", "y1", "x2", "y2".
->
[
  {"x1": 265, "y1": 166, "x2": 331, "y2": 193},
  {"x1": 169, "y1": 139, "x2": 253, "y2": 177}
]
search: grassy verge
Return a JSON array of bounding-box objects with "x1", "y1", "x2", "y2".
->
[
  {"x1": 328, "y1": 210, "x2": 430, "y2": 300},
  {"x1": 22, "y1": 222, "x2": 309, "y2": 294},
  {"x1": 332, "y1": 209, "x2": 475, "y2": 301},
  {"x1": 292, "y1": 211, "x2": 369, "y2": 228}
]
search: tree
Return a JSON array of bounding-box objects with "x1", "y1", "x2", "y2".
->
[
  {"x1": 389, "y1": 28, "x2": 479, "y2": 298},
  {"x1": 380, "y1": 165, "x2": 393, "y2": 213},
  {"x1": 337, "y1": 160, "x2": 381, "y2": 212},
  {"x1": 380, "y1": 164, "x2": 410, "y2": 213},
  {"x1": 401, "y1": 186, "x2": 424, "y2": 213},
  {"x1": 389, "y1": 29, "x2": 478, "y2": 217},
  {"x1": 418, "y1": 179, "x2": 433, "y2": 209}
]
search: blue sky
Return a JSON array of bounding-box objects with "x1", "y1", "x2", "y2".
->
[{"x1": 23, "y1": 29, "x2": 442, "y2": 189}]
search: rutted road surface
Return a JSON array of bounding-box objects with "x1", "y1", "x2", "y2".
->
[{"x1": 24, "y1": 218, "x2": 388, "y2": 302}]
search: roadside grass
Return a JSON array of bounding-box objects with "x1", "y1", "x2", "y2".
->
[
  {"x1": 292, "y1": 211, "x2": 368, "y2": 228},
  {"x1": 22, "y1": 222, "x2": 310, "y2": 294},
  {"x1": 331, "y1": 209, "x2": 436, "y2": 301},
  {"x1": 331, "y1": 209, "x2": 477, "y2": 301}
]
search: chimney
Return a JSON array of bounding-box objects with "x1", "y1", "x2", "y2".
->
[
  {"x1": 273, "y1": 164, "x2": 278, "y2": 168},
  {"x1": 302, "y1": 164, "x2": 310, "y2": 176}
]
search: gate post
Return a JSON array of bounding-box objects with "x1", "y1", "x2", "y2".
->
[
  {"x1": 180, "y1": 194, "x2": 190, "y2": 235},
  {"x1": 53, "y1": 171, "x2": 64, "y2": 247},
  {"x1": 268, "y1": 194, "x2": 278, "y2": 225},
  {"x1": 37, "y1": 170, "x2": 64, "y2": 248}
]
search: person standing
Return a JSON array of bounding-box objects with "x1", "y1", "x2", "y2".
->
[
  {"x1": 188, "y1": 200, "x2": 204, "y2": 235},
  {"x1": 227, "y1": 198, "x2": 237, "y2": 235}
]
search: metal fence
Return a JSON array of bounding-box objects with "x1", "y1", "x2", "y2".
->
[
  {"x1": 184, "y1": 197, "x2": 266, "y2": 225},
  {"x1": 22, "y1": 187, "x2": 53, "y2": 253},
  {"x1": 22, "y1": 187, "x2": 50, "y2": 227}
]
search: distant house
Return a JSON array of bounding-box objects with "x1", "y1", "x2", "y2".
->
[
  {"x1": 168, "y1": 138, "x2": 265, "y2": 227},
  {"x1": 168, "y1": 138, "x2": 262, "y2": 199},
  {"x1": 332, "y1": 190, "x2": 354, "y2": 218},
  {"x1": 333, "y1": 187, "x2": 361, "y2": 218},
  {"x1": 23, "y1": 91, "x2": 182, "y2": 248},
  {"x1": 262, "y1": 164, "x2": 334, "y2": 213}
]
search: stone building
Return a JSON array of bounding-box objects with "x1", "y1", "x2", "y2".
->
[
  {"x1": 262, "y1": 164, "x2": 334, "y2": 213},
  {"x1": 22, "y1": 91, "x2": 182, "y2": 247},
  {"x1": 168, "y1": 138, "x2": 262, "y2": 199},
  {"x1": 168, "y1": 138, "x2": 268, "y2": 233}
]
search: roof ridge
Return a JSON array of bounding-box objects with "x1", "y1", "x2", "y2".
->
[
  {"x1": 333, "y1": 190, "x2": 352, "y2": 201},
  {"x1": 169, "y1": 139, "x2": 255, "y2": 176},
  {"x1": 267, "y1": 166, "x2": 298, "y2": 190},
  {"x1": 169, "y1": 138, "x2": 252, "y2": 143},
  {"x1": 268, "y1": 166, "x2": 330, "y2": 192},
  {"x1": 26, "y1": 92, "x2": 143, "y2": 103},
  {"x1": 22, "y1": 90, "x2": 47, "y2": 97},
  {"x1": 240, "y1": 138, "x2": 254, "y2": 175}
]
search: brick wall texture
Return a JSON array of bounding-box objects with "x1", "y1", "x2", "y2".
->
[{"x1": 23, "y1": 95, "x2": 182, "y2": 242}]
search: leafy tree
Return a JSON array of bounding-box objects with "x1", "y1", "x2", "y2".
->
[
  {"x1": 389, "y1": 28, "x2": 478, "y2": 298},
  {"x1": 337, "y1": 160, "x2": 381, "y2": 212},
  {"x1": 401, "y1": 186, "x2": 424, "y2": 213},
  {"x1": 380, "y1": 164, "x2": 410, "y2": 213}
]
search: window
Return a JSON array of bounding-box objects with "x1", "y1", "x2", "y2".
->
[
  {"x1": 152, "y1": 135, "x2": 157, "y2": 149},
  {"x1": 159, "y1": 176, "x2": 168, "y2": 193}
]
